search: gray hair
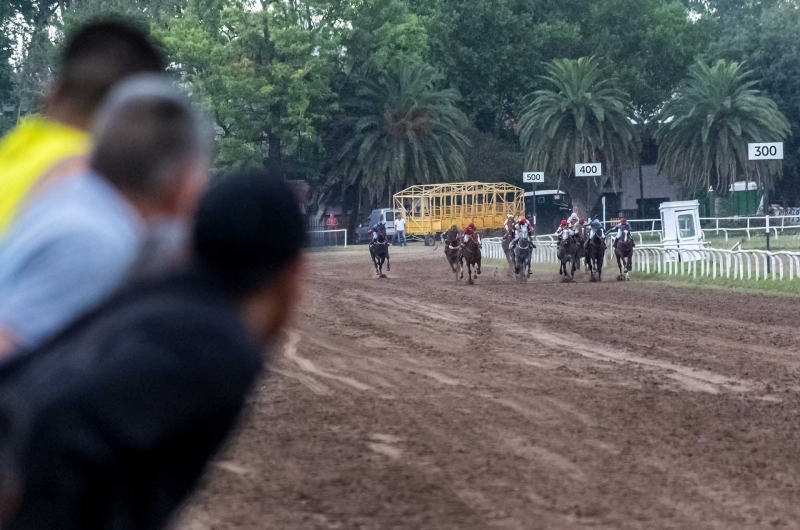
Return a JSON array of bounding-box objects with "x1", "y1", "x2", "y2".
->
[{"x1": 90, "y1": 74, "x2": 210, "y2": 198}]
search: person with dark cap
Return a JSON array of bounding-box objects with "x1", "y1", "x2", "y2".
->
[
  {"x1": 0, "y1": 21, "x2": 164, "y2": 237},
  {"x1": 0, "y1": 170, "x2": 306, "y2": 530},
  {"x1": 0, "y1": 74, "x2": 210, "y2": 358}
]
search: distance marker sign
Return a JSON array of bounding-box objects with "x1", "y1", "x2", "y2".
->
[
  {"x1": 522, "y1": 172, "x2": 544, "y2": 183},
  {"x1": 748, "y1": 142, "x2": 783, "y2": 161},
  {"x1": 575, "y1": 163, "x2": 602, "y2": 177}
]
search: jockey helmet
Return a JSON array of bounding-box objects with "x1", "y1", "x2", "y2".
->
[
  {"x1": 468, "y1": 222, "x2": 475, "y2": 228},
  {"x1": 451, "y1": 224, "x2": 457, "y2": 229},
  {"x1": 579, "y1": 217, "x2": 585, "y2": 224},
  {"x1": 373, "y1": 223, "x2": 378, "y2": 228},
  {"x1": 507, "y1": 213, "x2": 513, "y2": 218},
  {"x1": 620, "y1": 217, "x2": 627, "y2": 224},
  {"x1": 560, "y1": 219, "x2": 567, "y2": 226}
]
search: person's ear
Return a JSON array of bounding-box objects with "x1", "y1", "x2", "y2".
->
[
  {"x1": 245, "y1": 258, "x2": 306, "y2": 344},
  {"x1": 163, "y1": 163, "x2": 210, "y2": 218}
]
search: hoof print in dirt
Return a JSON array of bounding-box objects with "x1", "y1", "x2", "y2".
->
[{"x1": 617, "y1": 275, "x2": 624, "y2": 281}]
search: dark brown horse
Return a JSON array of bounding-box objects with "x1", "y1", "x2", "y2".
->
[
  {"x1": 369, "y1": 231, "x2": 390, "y2": 277},
  {"x1": 443, "y1": 229, "x2": 462, "y2": 279},
  {"x1": 557, "y1": 234, "x2": 579, "y2": 282},
  {"x1": 501, "y1": 232, "x2": 515, "y2": 276},
  {"x1": 614, "y1": 227, "x2": 634, "y2": 281},
  {"x1": 460, "y1": 233, "x2": 482, "y2": 284},
  {"x1": 586, "y1": 230, "x2": 605, "y2": 282},
  {"x1": 573, "y1": 225, "x2": 588, "y2": 273}
]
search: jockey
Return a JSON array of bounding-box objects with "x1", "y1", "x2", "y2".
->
[
  {"x1": 463, "y1": 222, "x2": 480, "y2": 246},
  {"x1": 568, "y1": 212, "x2": 579, "y2": 229},
  {"x1": 509, "y1": 216, "x2": 535, "y2": 251},
  {"x1": 588, "y1": 217, "x2": 604, "y2": 239},
  {"x1": 586, "y1": 217, "x2": 607, "y2": 251},
  {"x1": 555, "y1": 219, "x2": 568, "y2": 239},
  {"x1": 504, "y1": 213, "x2": 515, "y2": 236},
  {"x1": 369, "y1": 221, "x2": 387, "y2": 244},
  {"x1": 611, "y1": 217, "x2": 634, "y2": 247},
  {"x1": 443, "y1": 223, "x2": 459, "y2": 244}
]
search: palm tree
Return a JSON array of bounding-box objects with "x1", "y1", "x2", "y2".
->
[
  {"x1": 516, "y1": 56, "x2": 640, "y2": 215},
  {"x1": 335, "y1": 62, "x2": 470, "y2": 205},
  {"x1": 656, "y1": 60, "x2": 790, "y2": 195}
]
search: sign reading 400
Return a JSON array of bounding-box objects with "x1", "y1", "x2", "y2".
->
[{"x1": 575, "y1": 163, "x2": 602, "y2": 177}]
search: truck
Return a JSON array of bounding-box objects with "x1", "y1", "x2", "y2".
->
[{"x1": 393, "y1": 182, "x2": 525, "y2": 246}]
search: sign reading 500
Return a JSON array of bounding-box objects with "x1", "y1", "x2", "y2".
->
[{"x1": 575, "y1": 163, "x2": 602, "y2": 177}]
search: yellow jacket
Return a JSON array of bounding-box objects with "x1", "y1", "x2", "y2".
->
[{"x1": 0, "y1": 116, "x2": 90, "y2": 236}]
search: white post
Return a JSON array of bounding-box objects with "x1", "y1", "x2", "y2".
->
[{"x1": 602, "y1": 196, "x2": 606, "y2": 227}]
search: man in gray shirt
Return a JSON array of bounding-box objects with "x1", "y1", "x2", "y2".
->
[{"x1": 0, "y1": 76, "x2": 209, "y2": 358}]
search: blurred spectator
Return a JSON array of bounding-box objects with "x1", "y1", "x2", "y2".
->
[
  {"x1": 0, "y1": 75, "x2": 209, "y2": 358},
  {"x1": 0, "y1": 170, "x2": 306, "y2": 530},
  {"x1": 326, "y1": 212, "x2": 339, "y2": 245},
  {"x1": 0, "y1": 21, "x2": 164, "y2": 237}
]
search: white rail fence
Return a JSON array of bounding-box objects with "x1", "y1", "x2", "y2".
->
[
  {"x1": 481, "y1": 238, "x2": 800, "y2": 282},
  {"x1": 307, "y1": 229, "x2": 348, "y2": 248}
]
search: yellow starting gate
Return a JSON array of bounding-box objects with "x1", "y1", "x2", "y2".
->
[{"x1": 393, "y1": 182, "x2": 524, "y2": 245}]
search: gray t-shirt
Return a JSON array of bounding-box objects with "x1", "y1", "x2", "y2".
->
[{"x1": 0, "y1": 172, "x2": 142, "y2": 347}]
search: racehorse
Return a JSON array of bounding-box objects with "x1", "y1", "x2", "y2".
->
[
  {"x1": 460, "y1": 233, "x2": 482, "y2": 284},
  {"x1": 585, "y1": 230, "x2": 605, "y2": 282},
  {"x1": 370, "y1": 232, "x2": 390, "y2": 277},
  {"x1": 501, "y1": 233, "x2": 515, "y2": 277},
  {"x1": 443, "y1": 230, "x2": 462, "y2": 279},
  {"x1": 514, "y1": 237, "x2": 532, "y2": 283},
  {"x1": 557, "y1": 233, "x2": 578, "y2": 282},
  {"x1": 573, "y1": 225, "x2": 587, "y2": 273},
  {"x1": 614, "y1": 227, "x2": 634, "y2": 281}
]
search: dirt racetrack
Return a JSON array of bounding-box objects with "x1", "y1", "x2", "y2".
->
[{"x1": 176, "y1": 245, "x2": 800, "y2": 530}]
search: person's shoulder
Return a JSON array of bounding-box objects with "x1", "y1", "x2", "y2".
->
[
  {"x1": 15, "y1": 173, "x2": 138, "y2": 246},
  {"x1": 113, "y1": 273, "x2": 257, "y2": 352}
]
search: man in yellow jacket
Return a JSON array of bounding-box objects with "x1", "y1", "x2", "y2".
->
[{"x1": 0, "y1": 21, "x2": 164, "y2": 237}]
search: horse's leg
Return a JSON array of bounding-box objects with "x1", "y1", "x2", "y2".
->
[
  {"x1": 386, "y1": 251, "x2": 391, "y2": 272},
  {"x1": 372, "y1": 250, "x2": 380, "y2": 276},
  {"x1": 626, "y1": 253, "x2": 632, "y2": 280},
  {"x1": 476, "y1": 256, "x2": 482, "y2": 276}
]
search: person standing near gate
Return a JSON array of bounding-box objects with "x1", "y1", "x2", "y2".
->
[
  {"x1": 394, "y1": 214, "x2": 407, "y2": 247},
  {"x1": 325, "y1": 212, "x2": 338, "y2": 245}
]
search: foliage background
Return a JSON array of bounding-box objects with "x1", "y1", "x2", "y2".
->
[{"x1": 2, "y1": 0, "x2": 799, "y2": 217}]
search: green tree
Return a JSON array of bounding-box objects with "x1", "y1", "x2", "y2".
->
[
  {"x1": 705, "y1": 2, "x2": 800, "y2": 200},
  {"x1": 655, "y1": 60, "x2": 790, "y2": 195},
  {"x1": 410, "y1": 0, "x2": 709, "y2": 131},
  {"x1": 159, "y1": 0, "x2": 339, "y2": 174},
  {"x1": 516, "y1": 56, "x2": 640, "y2": 214},
  {"x1": 333, "y1": 62, "x2": 470, "y2": 205},
  {"x1": 344, "y1": 0, "x2": 430, "y2": 71}
]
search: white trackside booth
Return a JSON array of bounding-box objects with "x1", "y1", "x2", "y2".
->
[{"x1": 660, "y1": 200, "x2": 703, "y2": 260}]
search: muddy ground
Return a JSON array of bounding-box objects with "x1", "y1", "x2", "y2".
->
[{"x1": 176, "y1": 245, "x2": 800, "y2": 530}]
